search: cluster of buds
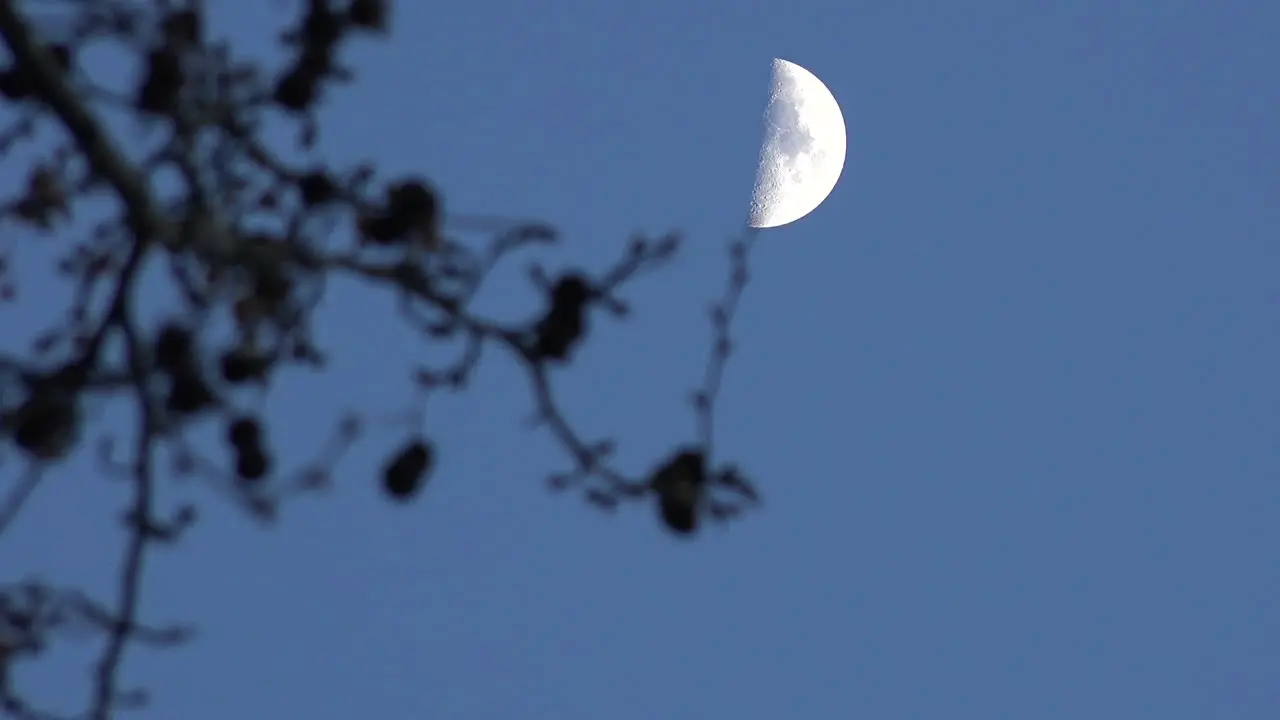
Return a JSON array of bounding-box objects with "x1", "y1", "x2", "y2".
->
[
  {"x1": 358, "y1": 178, "x2": 440, "y2": 250},
  {"x1": 274, "y1": 0, "x2": 390, "y2": 112}
]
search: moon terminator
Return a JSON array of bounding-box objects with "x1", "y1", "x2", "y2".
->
[{"x1": 748, "y1": 59, "x2": 847, "y2": 229}]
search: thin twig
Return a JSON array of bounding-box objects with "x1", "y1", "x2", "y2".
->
[
  {"x1": 89, "y1": 288, "x2": 156, "y2": 720},
  {"x1": 0, "y1": 466, "x2": 42, "y2": 540},
  {"x1": 694, "y1": 227, "x2": 758, "y2": 463}
]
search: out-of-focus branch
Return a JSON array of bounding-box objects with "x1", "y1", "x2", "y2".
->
[
  {"x1": 0, "y1": 466, "x2": 41, "y2": 539},
  {"x1": 0, "y1": 0, "x2": 167, "y2": 242},
  {"x1": 0, "y1": 0, "x2": 157, "y2": 374},
  {"x1": 89, "y1": 294, "x2": 158, "y2": 720},
  {"x1": 693, "y1": 229, "x2": 758, "y2": 463},
  {"x1": 0, "y1": 0, "x2": 762, "y2": 713}
]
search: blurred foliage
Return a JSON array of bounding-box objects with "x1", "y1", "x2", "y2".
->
[{"x1": 0, "y1": 1, "x2": 760, "y2": 717}]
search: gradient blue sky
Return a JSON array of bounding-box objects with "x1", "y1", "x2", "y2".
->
[{"x1": 3, "y1": 1, "x2": 1279, "y2": 718}]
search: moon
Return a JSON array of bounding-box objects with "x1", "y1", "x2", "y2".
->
[{"x1": 748, "y1": 58, "x2": 847, "y2": 229}]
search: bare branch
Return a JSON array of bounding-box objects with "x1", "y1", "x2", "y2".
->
[
  {"x1": 0, "y1": 465, "x2": 41, "y2": 539},
  {"x1": 693, "y1": 229, "x2": 759, "y2": 463},
  {"x1": 0, "y1": 0, "x2": 762, "y2": 713}
]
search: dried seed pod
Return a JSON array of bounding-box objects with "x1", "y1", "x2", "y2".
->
[
  {"x1": 650, "y1": 449, "x2": 707, "y2": 536},
  {"x1": 166, "y1": 371, "x2": 217, "y2": 415},
  {"x1": 12, "y1": 391, "x2": 80, "y2": 461},
  {"x1": 386, "y1": 180, "x2": 437, "y2": 229},
  {"x1": 273, "y1": 65, "x2": 318, "y2": 111},
  {"x1": 225, "y1": 416, "x2": 261, "y2": 449},
  {"x1": 298, "y1": 170, "x2": 338, "y2": 207},
  {"x1": 533, "y1": 274, "x2": 592, "y2": 361},
  {"x1": 220, "y1": 347, "x2": 271, "y2": 384},
  {"x1": 348, "y1": 0, "x2": 389, "y2": 30},
  {"x1": 235, "y1": 445, "x2": 270, "y2": 482},
  {"x1": 382, "y1": 438, "x2": 434, "y2": 501}
]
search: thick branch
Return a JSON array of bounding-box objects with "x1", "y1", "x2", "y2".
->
[{"x1": 0, "y1": 0, "x2": 166, "y2": 241}]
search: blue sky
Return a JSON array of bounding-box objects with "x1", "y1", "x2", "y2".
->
[{"x1": 3, "y1": 0, "x2": 1279, "y2": 718}]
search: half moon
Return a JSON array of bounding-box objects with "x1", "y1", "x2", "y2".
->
[{"x1": 748, "y1": 59, "x2": 847, "y2": 229}]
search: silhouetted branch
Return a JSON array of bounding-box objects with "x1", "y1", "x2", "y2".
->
[
  {"x1": 0, "y1": 465, "x2": 40, "y2": 539},
  {"x1": 0, "y1": 0, "x2": 167, "y2": 242},
  {"x1": 0, "y1": 0, "x2": 762, "y2": 714},
  {"x1": 693, "y1": 229, "x2": 758, "y2": 463}
]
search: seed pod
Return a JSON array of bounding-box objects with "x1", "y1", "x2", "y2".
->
[
  {"x1": 533, "y1": 274, "x2": 592, "y2": 362},
  {"x1": 220, "y1": 347, "x2": 270, "y2": 384},
  {"x1": 235, "y1": 445, "x2": 270, "y2": 482},
  {"x1": 298, "y1": 170, "x2": 338, "y2": 207},
  {"x1": 225, "y1": 416, "x2": 261, "y2": 449},
  {"x1": 650, "y1": 449, "x2": 707, "y2": 536},
  {"x1": 12, "y1": 391, "x2": 79, "y2": 461},
  {"x1": 166, "y1": 371, "x2": 217, "y2": 415},
  {"x1": 382, "y1": 438, "x2": 434, "y2": 501},
  {"x1": 348, "y1": 0, "x2": 389, "y2": 31},
  {"x1": 273, "y1": 65, "x2": 318, "y2": 112}
]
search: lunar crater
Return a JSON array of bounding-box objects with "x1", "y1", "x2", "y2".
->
[{"x1": 749, "y1": 58, "x2": 847, "y2": 229}]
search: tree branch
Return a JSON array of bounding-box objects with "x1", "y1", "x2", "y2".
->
[
  {"x1": 0, "y1": 0, "x2": 166, "y2": 242},
  {"x1": 694, "y1": 229, "x2": 758, "y2": 464},
  {"x1": 0, "y1": 1, "x2": 763, "y2": 713},
  {"x1": 89, "y1": 278, "x2": 157, "y2": 720}
]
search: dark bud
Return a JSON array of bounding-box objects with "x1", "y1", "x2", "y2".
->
[
  {"x1": 12, "y1": 391, "x2": 79, "y2": 461},
  {"x1": 226, "y1": 416, "x2": 262, "y2": 449},
  {"x1": 550, "y1": 274, "x2": 592, "y2": 308},
  {"x1": 298, "y1": 45, "x2": 335, "y2": 78},
  {"x1": 235, "y1": 445, "x2": 271, "y2": 482},
  {"x1": 660, "y1": 492, "x2": 698, "y2": 535},
  {"x1": 651, "y1": 449, "x2": 707, "y2": 536},
  {"x1": 357, "y1": 213, "x2": 401, "y2": 245},
  {"x1": 385, "y1": 179, "x2": 439, "y2": 243},
  {"x1": 298, "y1": 170, "x2": 338, "y2": 207},
  {"x1": 382, "y1": 438, "x2": 434, "y2": 501},
  {"x1": 533, "y1": 274, "x2": 592, "y2": 362},
  {"x1": 166, "y1": 372, "x2": 217, "y2": 416},
  {"x1": 357, "y1": 180, "x2": 439, "y2": 246},
  {"x1": 154, "y1": 323, "x2": 195, "y2": 373},
  {"x1": 274, "y1": 66, "x2": 318, "y2": 112},
  {"x1": 348, "y1": 0, "x2": 389, "y2": 30},
  {"x1": 534, "y1": 310, "x2": 584, "y2": 361},
  {"x1": 302, "y1": 1, "x2": 345, "y2": 48},
  {"x1": 220, "y1": 348, "x2": 271, "y2": 384},
  {"x1": 136, "y1": 47, "x2": 184, "y2": 113},
  {"x1": 387, "y1": 180, "x2": 436, "y2": 221}
]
